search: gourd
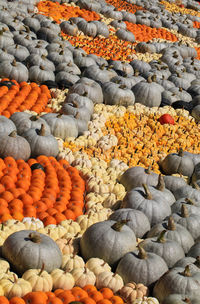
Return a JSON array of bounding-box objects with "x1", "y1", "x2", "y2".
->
[
  {"x1": 2, "y1": 230, "x2": 62, "y2": 275},
  {"x1": 71, "y1": 267, "x2": 96, "y2": 288},
  {"x1": 85, "y1": 258, "x2": 111, "y2": 276}
]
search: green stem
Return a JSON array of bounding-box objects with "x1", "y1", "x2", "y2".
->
[{"x1": 111, "y1": 220, "x2": 129, "y2": 232}]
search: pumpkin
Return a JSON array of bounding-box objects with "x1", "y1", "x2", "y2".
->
[
  {"x1": 0, "y1": 130, "x2": 31, "y2": 161},
  {"x1": 22, "y1": 264, "x2": 53, "y2": 292},
  {"x1": 122, "y1": 184, "x2": 171, "y2": 226},
  {"x1": 116, "y1": 244, "x2": 168, "y2": 286},
  {"x1": 61, "y1": 254, "x2": 85, "y2": 272},
  {"x1": 85, "y1": 258, "x2": 111, "y2": 276},
  {"x1": 120, "y1": 167, "x2": 158, "y2": 191},
  {"x1": 22, "y1": 124, "x2": 59, "y2": 158},
  {"x1": 108, "y1": 208, "x2": 150, "y2": 239},
  {"x1": 160, "y1": 148, "x2": 194, "y2": 178},
  {"x1": 147, "y1": 216, "x2": 195, "y2": 254},
  {"x1": 140, "y1": 230, "x2": 185, "y2": 268},
  {"x1": 153, "y1": 265, "x2": 200, "y2": 302},
  {"x1": 96, "y1": 271, "x2": 124, "y2": 293},
  {"x1": 80, "y1": 220, "x2": 137, "y2": 267},
  {"x1": 159, "y1": 114, "x2": 175, "y2": 125},
  {"x1": 0, "y1": 59, "x2": 29, "y2": 82},
  {"x1": 133, "y1": 297, "x2": 159, "y2": 304},
  {"x1": 162, "y1": 294, "x2": 200, "y2": 304},
  {"x1": 2, "y1": 230, "x2": 62, "y2": 275},
  {"x1": 0, "y1": 275, "x2": 32, "y2": 299},
  {"x1": 102, "y1": 82, "x2": 135, "y2": 106},
  {"x1": 51, "y1": 269, "x2": 75, "y2": 290},
  {"x1": 71, "y1": 267, "x2": 96, "y2": 288},
  {"x1": 119, "y1": 282, "x2": 148, "y2": 303}
]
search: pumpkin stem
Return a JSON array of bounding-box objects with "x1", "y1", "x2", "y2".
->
[
  {"x1": 39, "y1": 263, "x2": 45, "y2": 276},
  {"x1": 156, "y1": 174, "x2": 165, "y2": 191},
  {"x1": 145, "y1": 166, "x2": 151, "y2": 174},
  {"x1": 147, "y1": 75, "x2": 152, "y2": 83},
  {"x1": 185, "y1": 198, "x2": 195, "y2": 205},
  {"x1": 9, "y1": 130, "x2": 17, "y2": 137},
  {"x1": 178, "y1": 148, "x2": 184, "y2": 156},
  {"x1": 13, "y1": 274, "x2": 18, "y2": 283},
  {"x1": 193, "y1": 182, "x2": 200, "y2": 190},
  {"x1": 111, "y1": 220, "x2": 129, "y2": 232},
  {"x1": 184, "y1": 298, "x2": 191, "y2": 304},
  {"x1": 138, "y1": 244, "x2": 147, "y2": 259},
  {"x1": 181, "y1": 265, "x2": 191, "y2": 277},
  {"x1": 194, "y1": 256, "x2": 200, "y2": 268},
  {"x1": 38, "y1": 124, "x2": 45, "y2": 136},
  {"x1": 142, "y1": 184, "x2": 152, "y2": 200},
  {"x1": 12, "y1": 59, "x2": 17, "y2": 67},
  {"x1": 29, "y1": 232, "x2": 41, "y2": 243},
  {"x1": 157, "y1": 230, "x2": 167, "y2": 243},
  {"x1": 181, "y1": 205, "x2": 189, "y2": 218},
  {"x1": 30, "y1": 115, "x2": 39, "y2": 121},
  {"x1": 167, "y1": 216, "x2": 176, "y2": 231}
]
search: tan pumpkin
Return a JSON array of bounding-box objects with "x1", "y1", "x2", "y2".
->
[
  {"x1": 51, "y1": 269, "x2": 75, "y2": 290},
  {"x1": 23, "y1": 217, "x2": 44, "y2": 230},
  {"x1": 96, "y1": 271, "x2": 124, "y2": 293},
  {"x1": 44, "y1": 225, "x2": 67, "y2": 240},
  {"x1": 55, "y1": 236, "x2": 80, "y2": 255},
  {"x1": 119, "y1": 282, "x2": 148, "y2": 303},
  {"x1": 85, "y1": 258, "x2": 111, "y2": 276},
  {"x1": 71, "y1": 267, "x2": 96, "y2": 288},
  {"x1": 133, "y1": 297, "x2": 159, "y2": 304},
  {"x1": 0, "y1": 259, "x2": 10, "y2": 273},
  {"x1": 61, "y1": 254, "x2": 85, "y2": 272},
  {"x1": 60, "y1": 220, "x2": 81, "y2": 235},
  {"x1": 0, "y1": 275, "x2": 32, "y2": 299},
  {"x1": 22, "y1": 265, "x2": 53, "y2": 292}
]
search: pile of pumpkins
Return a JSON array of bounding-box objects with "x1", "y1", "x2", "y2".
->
[{"x1": 0, "y1": 0, "x2": 200, "y2": 303}]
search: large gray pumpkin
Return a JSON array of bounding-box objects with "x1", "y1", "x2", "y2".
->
[
  {"x1": 0, "y1": 59, "x2": 29, "y2": 82},
  {"x1": 22, "y1": 124, "x2": 59, "y2": 158},
  {"x1": 80, "y1": 220, "x2": 137, "y2": 267},
  {"x1": 116, "y1": 245, "x2": 168, "y2": 286},
  {"x1": 172, "y1": 205, "x2": 200, "y2": 240},
  {"x1": 140, "y1": 230, "x2": 185, "y2": 268},
  {"x1": 174, "y1": 256, "x2": 200, "y2": 273},
  {"x1": 122, "y1": 184, "x2": 171, "y2": 226},
  {"x1": 0, "y1": 115, "x2": 16, "y2": 134},
  {"x1": 103, "y1": 82, "x2": 135, "y2": 106},
  {"x1": 153, "y1": 266, "x2": 200, "y2": 302},
  {"x1": 41, "y1": 113, "x2": 78, "y2": 140},
  {"x1": 10, "y1": 112, "x2": 51, "y2": 136},
  {"x1": 147, "y1": 216, "x2": 194, "y2": 254},
  {"x1": 120, "y1": 166, "x2": 158, "y2": 191},
  {"x1": 160, "y1": 148, "x2": 194, "y2": 178},
  {"x1": 0, "y1": 130, "x2": 31, "y2": 161},
  {"x1": 131, "y1": 75, "x2": 163, "y2": 107},
  {"x1": 162, "y1": 294, "x2": 200, "y2": 304},
  {"x1": 2, "y1": 230, "x2": 62, "y2": 275},
  {"x1": 108, "y1": 208, "x2": 150, "y2": 238}
]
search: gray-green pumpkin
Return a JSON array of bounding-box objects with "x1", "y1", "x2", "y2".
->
[
  {"x1": 0, "y1": 130, "x2": 31, "y2": 161},
  {"x1": 171, "y1": 197, "x2": 200, "y2": 216},
  {"x1": 140, "y1": 230, "x2": 185, "y2": 268},
  {"x1": 147, "y1": 216, "x2": 194, "y2": 254},
  {"x1": 80, "y1": 220, "x2": 137, "y2": 267},
  {"x1": 163, "y1": 294, "x2": 200, "y2": 304},
  {"x1": 174, "y1": 256, "x2": 200, "y2": 273},
  {"x1": 122, "y1": 184, "x2": 171, "y2": 226},
  {"x1": 22, "y1": 124, "x2": 59, "y2": 158},
  {"x1": 2, "y1": 230, "x2": 62, "y2": 275},
  {"x1": 41, "y1": 113, "x2": 78, "y2": 140},
  {"x1": 172, "y1": 205, "x2": 200, "y2": 240},
  {"x1": 108, "y1": 208, "x2": 150, "y2": 238},
  {"x1": 120, "y1": 166, "x2": 158, "y2": 191},
  {"x1": 153, "y1": 266, "x2": 200, "y2": 302},
  {"x1": 116, "y1": 244, "x2": 168, "y2": 286},
  {"x1": 160, "y1": 148, "x2": 194, "y2": 178}
]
